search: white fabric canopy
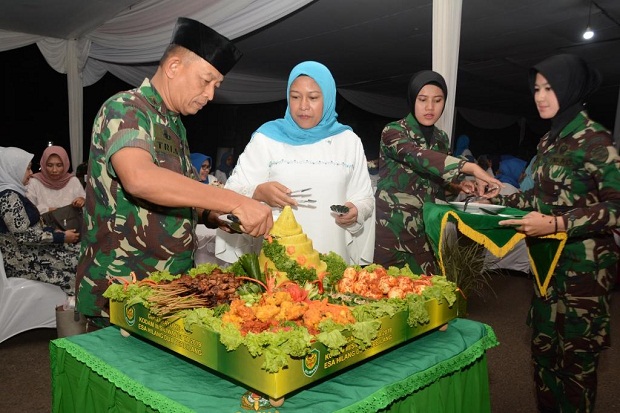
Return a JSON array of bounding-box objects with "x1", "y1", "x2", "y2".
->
[
  {"x1": 432, "y1": 0, "x2": 462, "y2": 143},
  {"x1": 0, "y1": 0, "x2": 313, "y2": 168},
  {"x1": 0, "y1": 0, "x2": 502, "y2": 167}
]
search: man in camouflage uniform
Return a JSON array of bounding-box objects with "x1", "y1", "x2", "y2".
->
[
  {"x1": 374, "y1": 70, "x2": 501, "y2": 274},
  {"x1": 500, "y1": 54, "x2": 620, "y2": 412},
  {"x1": 76, "y1": 18, "x2": 273, "y2": 323}
]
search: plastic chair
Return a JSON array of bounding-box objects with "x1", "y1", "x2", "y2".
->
[{"x1": 0, "y1": 249, "x2": 67, "y2": 343}]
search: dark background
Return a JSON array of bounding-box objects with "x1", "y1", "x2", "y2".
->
[{"x1": 2, "y1": 44, "x2": 567, "y2": 170}]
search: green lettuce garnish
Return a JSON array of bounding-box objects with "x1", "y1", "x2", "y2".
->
[
  {"x1": 103, "y1": 283, "x2": 152, "y2": 308},
  {"x1": 105, "y1": 263, "x2": 460, "y2": 374},
  {"x1": 262, "y1": 238, "x2": 317, "y2": 284},
  {"x1": 188, "y1": 263, "x2": 220, "y2": 277},
  {"x1": 319, "y1": 251, "x2": 348, "y2": 291}
]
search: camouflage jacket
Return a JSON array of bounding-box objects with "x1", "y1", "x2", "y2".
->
[
  {"x1": 374, "y1": 113, "x2": 465, "y2": 273},
  {"x1": 76, "y1": 78, "x2": 196, "y2": 317},
  {"x1": 504, "y1": 111, "x2": 620, "y2": 272}
]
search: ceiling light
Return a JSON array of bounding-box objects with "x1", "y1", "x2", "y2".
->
[{"x1": 583, "y1": 0, "x2": 595, "y2": 40}]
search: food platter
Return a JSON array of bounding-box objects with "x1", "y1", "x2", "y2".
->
[
  {"x1": 448, "y1": 201, "x2": 506, "y2": 215},
  {"x1": 109, "y1": 293, "x2": 462, "y2": 400},
  {"x1": 106, "y1": 206, "x2": 464, "y2": 402},
  {"x1": 106, "y1": 266, "x2": 462, "y2": 400}
]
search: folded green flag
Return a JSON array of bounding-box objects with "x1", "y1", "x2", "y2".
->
[{"x1": 423, "y1": 203, "x2": 567, "y2": 296}]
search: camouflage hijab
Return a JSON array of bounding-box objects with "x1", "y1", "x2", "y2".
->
[{"x1": 529, "y1": 54, "x2": 601, "y2": 140}]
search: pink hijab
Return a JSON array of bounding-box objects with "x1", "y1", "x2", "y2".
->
[{"x1": 30, "y1": 145, "x2": 73, "y2": 190}]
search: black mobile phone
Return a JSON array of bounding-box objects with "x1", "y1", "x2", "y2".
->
[{"x1": 330, "y1": 205, "x2": 350, "y2": 215}]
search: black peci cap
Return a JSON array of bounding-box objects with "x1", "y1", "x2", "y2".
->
[{"x1": 170, "y1": 17, "x2": 242, "y2": 75}]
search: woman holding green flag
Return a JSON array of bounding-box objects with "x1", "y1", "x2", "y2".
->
[{"x1": 499, "y1": 54, "x2": 620, "y2": 413}]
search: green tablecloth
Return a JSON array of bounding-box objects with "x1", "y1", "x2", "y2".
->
[
  {"x1": 50, "y1": 318, "x2": 498, "y2": 413},
  {"x1": 423, "y1": 203, "x2": 567, "y2": 296}
]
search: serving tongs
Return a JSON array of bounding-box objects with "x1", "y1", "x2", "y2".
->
[
  {"x1": 218, "y1": 213, "x2": 243, "y2": 233},
  {"x1": 297, "y1": 199, "x2": 317, "y2": 207},
  {"x1": 289, "y1": 188, "x2": 312, "y2": 196},
  {"x1": 290, "y1": 188, "x2": 315, "y2": 206},
  {"x1": 462, "y1": 195, "x2": 481, "y2": 212},
  {"x1": 479, "y1": 207, "x2": 523, "y2": 219},
  {"x1": 478, "y1": 207, "x2": 499, "y2": 215},
  {"x1": 462, "y1": 185, "x2": 499, "y2": 212}
]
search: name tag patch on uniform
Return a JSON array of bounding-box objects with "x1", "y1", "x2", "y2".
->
[{"x1": 154, "y1": 124, "x2": 180, "y2": 156}]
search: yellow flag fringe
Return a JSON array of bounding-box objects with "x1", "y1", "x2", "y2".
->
[{"x1": 436, "y1": 210, "x2": 567, "y2": 297}]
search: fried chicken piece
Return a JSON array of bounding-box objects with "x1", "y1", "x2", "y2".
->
[
  {"x1": 255, "y1": 304, "x2": 281, "y2": 322},
  {"x1": 279, "y1": 300, "x2": 308, "y2": 322}
]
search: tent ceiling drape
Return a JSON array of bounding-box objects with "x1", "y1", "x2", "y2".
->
[
  {"x1": 0, "y1": 0, "x2": 315, "y2": 168},
  {"x1": 1, "y1": 0, "x2": 619, "y2": 166},
  {"x1": 0, "y1": 0, "x2": 473, "y2": 168}
]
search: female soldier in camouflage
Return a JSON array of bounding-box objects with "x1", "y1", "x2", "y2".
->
[
  {"x1": 374, "y1": 70, "x2": 502, "y2": 274},
  {"x1": 499, "y1": 54, "x2": 620, "y2": 413}
]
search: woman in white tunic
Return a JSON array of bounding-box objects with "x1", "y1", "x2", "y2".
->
[{"x1": 216, "y1": 61, "x2": 374, "y2": 265}]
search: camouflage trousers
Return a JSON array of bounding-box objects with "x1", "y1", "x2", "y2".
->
[
  {"x1": 374, "y1": 191, "x2": 442, "y2": 276},
  {"x1": 528, "y1": 266, "x2": 614, "y2": 413}
]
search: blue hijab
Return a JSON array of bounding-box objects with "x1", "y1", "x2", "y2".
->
[
  {"x1": 496, "y1": 157, "x2": 527, "y2": 188},
  {"x1": 189, "y1": 153, "x2": 212, "y2": 183},
  {"x1": 255, "y1": 61, "x2": 351, "y2": 145},
  {"x1": 454, "y1": 135, "x2": 470, "y2": 157}
]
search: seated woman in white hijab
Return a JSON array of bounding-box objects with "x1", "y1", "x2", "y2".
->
[
  {"x1": 0, "y1": 147, "x2": 80, "y2": 294},
  {"x1": 215, "y1": 61, "x2": 375, "y2": 265}
]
